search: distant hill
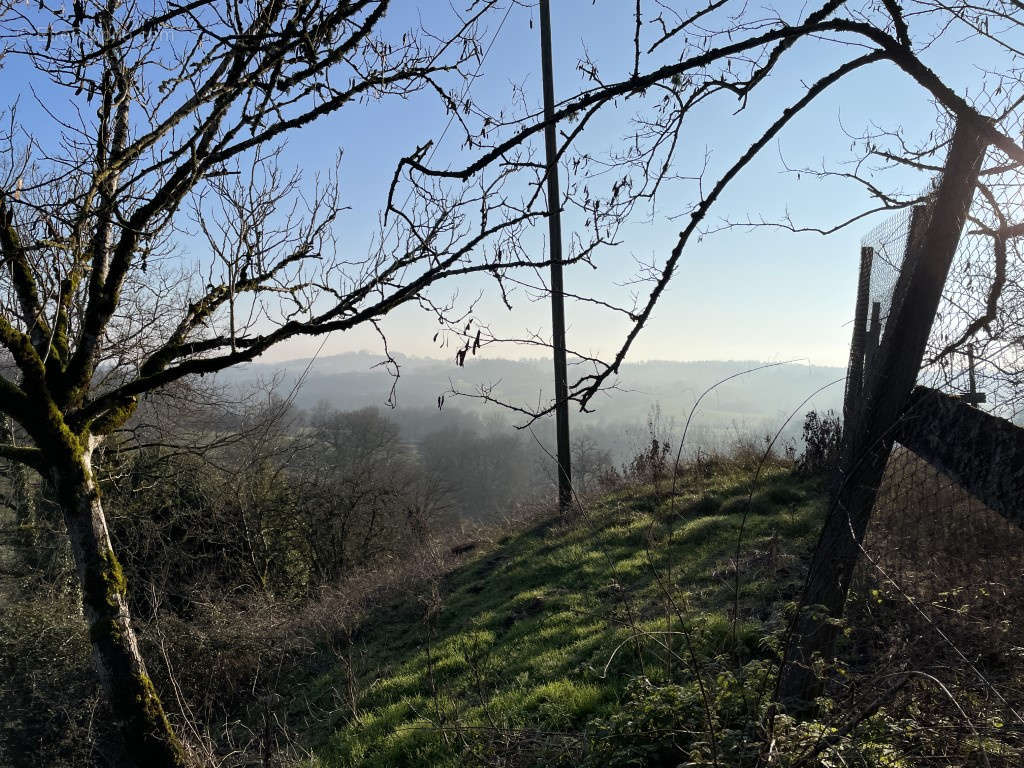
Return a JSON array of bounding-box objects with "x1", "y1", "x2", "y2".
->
[{"x1": 222, "y1": 352, "x2": 845, "y2": 448}]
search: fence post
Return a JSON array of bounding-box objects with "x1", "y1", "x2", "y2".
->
[
  {"x1": 845, "y1": 247, "x2": 873, "y2": 434},
  {"x1": 863, "y1": 301, "x2": 881, "y2": 386},
  {"x1": 778, "y1": 120, "x2": 989, "y2": 708},
  {"x1": 889, "y1": 205, "x2": 929, "y2": 319}
]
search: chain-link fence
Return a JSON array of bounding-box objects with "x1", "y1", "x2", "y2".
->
[
  {"x1": 861, "y1": 206, "x2": 920, "y2": 340},
  {"x1": 838, "y1": 90, "x2": 1024, "y2": 764},
  {"x1": 854, "y1": 89, "x2": 1024, "y2": 418}
]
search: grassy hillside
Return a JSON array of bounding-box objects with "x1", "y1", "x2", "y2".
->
[
  {"x1": 5, "y1": 454, "x2": 1019, "y2": 766},
  {"x1": 304, "y1": 465, "x2": 829, "y2": 767}
]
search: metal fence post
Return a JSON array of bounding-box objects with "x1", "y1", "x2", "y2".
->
[{"x1": 864, "y1": 301, "x2": 882, "y2": 388}]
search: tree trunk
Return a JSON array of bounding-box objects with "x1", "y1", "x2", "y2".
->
[
  {"x1": 53, "y1": 446, "x2": 189, "y2": 768},
  {"x1": 776, "y1": 437, "x2": 892, "y2": 707}
]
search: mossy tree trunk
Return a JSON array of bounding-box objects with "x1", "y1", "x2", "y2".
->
[{"x1": 52, "y1": 443, "x2": 189, "y2": 768}]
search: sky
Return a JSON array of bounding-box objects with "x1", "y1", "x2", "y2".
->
[
  {"x1": 251, "y1": 0, "x2": 997, "y2": 368},
  {"x1": 4, "y1": 1, "x2": 1012, "y2": 370}
]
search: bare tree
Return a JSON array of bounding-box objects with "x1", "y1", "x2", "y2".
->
[
  {"x1": 399, "y1": 1, "x2": 1024, "y2": 421},
  {"x1": 4, "y1": 0, "x2": 1024, "y2": 763},
  {"x1": 0, "y1": 1, "x2": 501, "y2": 764}
]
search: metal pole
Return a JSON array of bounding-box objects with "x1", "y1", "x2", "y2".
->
[{"x1": 538, "y1": 0, "x2": 572, "y2": 514}]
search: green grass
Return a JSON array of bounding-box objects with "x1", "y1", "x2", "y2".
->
[{"x1": 307, "y1": 467, "x2": 827, "y2": 767}]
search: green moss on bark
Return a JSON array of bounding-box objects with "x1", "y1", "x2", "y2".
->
[
  {"x1": 87, "y1": 581, "x2": 189, "y2": 766},
  {"x1": 82, "y1": 544, "x2": 127, "y2": 615},
  {"x1": 101, "y1": 546, "x2": 127, "y2": 600},
  {"x1": 134, "y1": 673, "x2": 189, "y2": 765}
]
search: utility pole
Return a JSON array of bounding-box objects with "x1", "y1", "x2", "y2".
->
[{"x1": 538, "y1": 0, "x2": 572, "y2": 515}]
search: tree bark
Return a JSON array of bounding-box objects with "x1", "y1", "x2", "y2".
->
[{"x1": 53, "y1": 445, "x2": 189, "y2": 768}]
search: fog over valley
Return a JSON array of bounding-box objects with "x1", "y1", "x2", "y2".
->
[{"x1": 226, "y1": 351, "x2": 845, "y2": 459}]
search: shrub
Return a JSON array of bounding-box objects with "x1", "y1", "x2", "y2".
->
[
  {"x1": 729, "y1": 432, "x2": 775, "y2": 470},
  {"x1": 0, "y1": 596, "x2": 124, "y2": 767},
  {"x1": 795, "y1": 410, "x2": 842, "y2": 477},
  {"x1": 621, "y1": 405, "x2": 679, "y2": 486},
  {"x1": 692, "y1": 447, "x2": 724, "y2": 479},
  {"x1": 583, "y1": 678, "x2": 706, "y2": 767},
  {"x1": 624, "y1": 436, "x2": 673, "y2": 485}
]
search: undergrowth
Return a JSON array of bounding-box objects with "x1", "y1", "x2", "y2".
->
[{"x1": 295, "y1": 454, "x2": 1024, "y2": 767}]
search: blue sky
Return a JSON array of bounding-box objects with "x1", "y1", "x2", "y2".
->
[
  {"x1": 5, "y1": 1, "x2": 1006, "y2": 368},
  {"x1": 255, "y1": 0, "x2": 994, "y2": 367}
]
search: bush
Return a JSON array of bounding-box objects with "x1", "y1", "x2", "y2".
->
[
  {"x1": 581, "y1": 667, "x2": 772, "y2": 768},
  {"x1": 583, "y1": 678, "x2": 706, "y2": 767},
  {"x1": 795, "y1": 410, "x2": 842, "y2": 477},
  {"x1": 620, "y1": 405, "x2": 679, "y2": 486},
  {"x1": 624, "y1": 436, "x2": 673, "y2": 485}
]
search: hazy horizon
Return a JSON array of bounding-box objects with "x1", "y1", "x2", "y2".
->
[
  {"x1": 227, "y1": 353, "x2": 846, "y2": 454},
  {"x1": 256, "y1": 347, "x2": 848, "y2": 368}
]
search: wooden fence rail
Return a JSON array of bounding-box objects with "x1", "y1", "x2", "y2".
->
[{"x1": 896, "y1": 386, "x2": 1024, "y2": 529}]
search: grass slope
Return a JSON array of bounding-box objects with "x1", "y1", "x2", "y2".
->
[{"x1": 307, "y1": 466, "x2": 826, "y2": 767}]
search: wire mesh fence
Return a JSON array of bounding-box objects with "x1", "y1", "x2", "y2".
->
[
  {"x1": 860, "y1": 206, "x2": 919, "y2": 342},
  {"x1": 923, "y1": 102, "x2": 1024, "y2": 420},
  {"x1": 838, "y1": 87, "x2": 1024, "y2": 764},
  {"x1": 854, "y1": 89, "x2": 1024, "y2": 418}
]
